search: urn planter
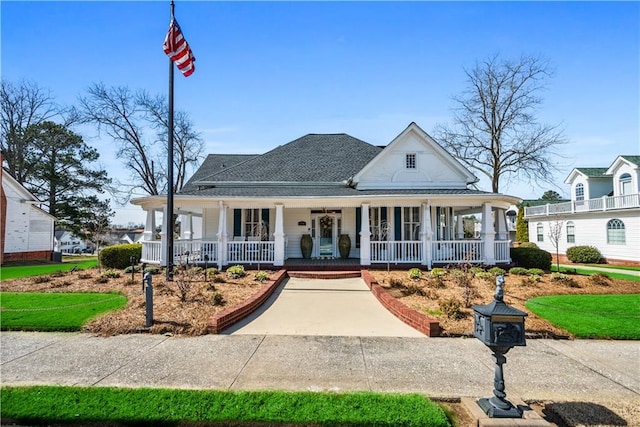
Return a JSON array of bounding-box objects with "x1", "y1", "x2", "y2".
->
[
  {"x1": 300, "y1": 234, "x2": 313, "y2": 259},
  {"x1": 338, "y1": 234, "x2": 351, "y2": 259}
]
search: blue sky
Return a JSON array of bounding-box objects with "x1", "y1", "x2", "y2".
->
[{"x1": 2, "y1": 1, "x2": 639, "y2": 225}]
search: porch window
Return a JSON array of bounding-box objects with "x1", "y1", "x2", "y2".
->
[
  {"x1": 370, "y1": 207, "x2": 389, "y2": 241},
  {"x1": 566, "y1": 221, "x2": 575, "y2": 243},
  {"x1": 405, "y1": 153, "x2": 416, "y2": 169},
  {"x1": 243, "y1": 209, "x2": 269, "y2": 239},
  {"x1": 536, "y1": 223, "x2": 544, "y2": 242},
  {"x1": 575, "y1": 183, "x2": 584, "y2": 201},
  {"x1": 403, "y1": 207, "x2": 420, "y2": 240},
  {"x1": 607, "y1": 219, "x2": 625, "y2": 244}
]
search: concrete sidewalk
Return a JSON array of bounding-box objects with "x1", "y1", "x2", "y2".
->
[
  {"x1": 559, "y1": 264, "x2": 640, "y2": 277},
  {"x1": 1, "y1": 332, "x2": 638, "y2": 404}
]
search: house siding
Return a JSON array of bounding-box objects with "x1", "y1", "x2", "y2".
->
[
  {"x1": 4, "y1": 187, "x2": 53, "y2": 254},
  {"x1": 529, "y1": 210, "x2": 640, "y2": 263}
]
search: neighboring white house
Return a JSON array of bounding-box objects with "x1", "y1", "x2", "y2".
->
[
  {"x1": 525, "y1": 155, "x2": 640, "y2": 265},
  {"x1": 1, "y1": 167, "x2": 56, "y2": 264},
  {"x1": 54, "y1": 230, "x2": 88, "y2": 254},
  {"x1": 132, "y1": 123, "x2": 521, "y2": 269}
]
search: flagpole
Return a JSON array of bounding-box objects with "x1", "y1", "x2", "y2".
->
[{"x1": 166, "y1": 0, "x2": 175, "y2": 281}]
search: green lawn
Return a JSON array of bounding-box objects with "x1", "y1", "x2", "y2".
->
[
  {"x1": 526, "y1": 294, "x2": 640, "y2": 339},
  {"x1": 0, "y1": 292, "x2": 127, "y2": 331},
  {"x1": 0, "y1": 386, "x2": 451, "y2": 427},
  {"x1": 0, "y1": 259, "x2": 97, "y2": 281},
  {"x1": 585, "y1": 264, "x2": 640, "y2": 272}
]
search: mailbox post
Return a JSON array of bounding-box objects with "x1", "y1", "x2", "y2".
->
[{"x1": 472, "y1": 275, "x2": 528, "y2": 418}]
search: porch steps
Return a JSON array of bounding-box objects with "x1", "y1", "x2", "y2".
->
[{"x1": 286, "y1": 270, "x2": 362, "y2": 280}]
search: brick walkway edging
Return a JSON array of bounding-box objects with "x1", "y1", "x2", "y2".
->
[
  {"x1": 361, "y1": 270, "x2": 441, "y2": 337},
  {"x1": 208, "y1": 269, "x2": 288, "y2": 334}
]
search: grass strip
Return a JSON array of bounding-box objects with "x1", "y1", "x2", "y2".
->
[
  {"x1": 526, "y1": 294, "x2": 640, "y2": 339},
  {"x1": 0, "y1": 386, "x2": 451, "y2": 427},
  {"x1": 0, "y1": 259, "x2": 97, "y2": 281},
  {"x1": 550, "y1": 265, "x2": 639, "y2": 282},
  {"x1": 584, "y1": 264, "x2": 640, "y2": 272},
  {"x1": 0, "y1": 292, "x2": 127, "y2": 331}
]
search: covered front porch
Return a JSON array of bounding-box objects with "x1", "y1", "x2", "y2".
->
[{"x1": 136, "y1": 197, "x2": 514, "y2": 270}]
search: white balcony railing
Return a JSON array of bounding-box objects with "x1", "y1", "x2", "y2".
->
[
  {"x1": 525, "y1": 193, "x2": 640, "y2": 217},
  {"x1": 141, "y1": 239, "x2": 218, "y2": 265},
  {"x1": 371, "y1": 241, "x2": 422, "y2": 263},
  {"x1": 141, "y1": 240, "x2": 162, "y2": 263}
]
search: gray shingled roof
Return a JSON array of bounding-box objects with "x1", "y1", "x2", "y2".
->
[
  {"x1": 178, "y1": 186, "x2": 492, "y2": 198},
  {"x1": 190, "y1": 134, "x2": 382, "y2": 184},
  {"x1": 181, "y1": 154, "x2": 257, "y2": 193}
]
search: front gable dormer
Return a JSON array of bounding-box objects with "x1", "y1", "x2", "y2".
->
[
  {"x1": 564, "y1": 167, "x2": 611, "y2": 201},
  {"x1": 352, "y1": 123, "x2": 478, "y2": 190},
  {"x1": 606, "y1": 155, "x2": 640, "y2": 197}
]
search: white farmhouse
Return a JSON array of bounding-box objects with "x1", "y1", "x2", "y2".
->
[
  {"x1": 1, "y1": 166, "x2": 55, "y2": 264},
  {"x1": 525, "y1": 155, "x2": 640, "y2": 266},
  {"x1": 132, "y1": 123, "x2": 521, "y2": 269}
]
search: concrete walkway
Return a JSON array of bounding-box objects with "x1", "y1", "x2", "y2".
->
[
  {"x1": 1, "y1": 331, "x2": 638, "y2": 404},
  {"x1": 225, "y1": 277, "x2": 424, "y2": 337},
  {"x1": 559, "y1": 264, "x2": 640, "y2": 277}
]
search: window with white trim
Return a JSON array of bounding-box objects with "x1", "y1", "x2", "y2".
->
[
  {"x1": 575, "y1": 183, "x2": 584, "y2": 201},
  {"x1": 566, "y1": 221, "x2": 575, "y2": 243},
  {"x1": 537, "y1": 223, "x2": 544, "y2": 242},
  {"x1": 607, "y1": 219, "x2": 625, "y2": 244},
  {"x1": 244, "y1": 209, "x2": 261, "y2": 238},
  {"x1": 405, "y1": 153, "x2": 416, "y2": 169},
  {"x1": 620, "y1": 173, "x2": 632, "y2": 196},
  {"x1": 370, "y1": 207, "x2": 388, "y2": 241},
  {"x1": 403, "y1": 207, "x2": 420, "y2": 240}
]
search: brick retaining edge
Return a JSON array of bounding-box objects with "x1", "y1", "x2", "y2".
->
[
  {"x1": 208, "y1": 269, "x2": 288, "y2": 334},
  {"x1": 361, "y1": 269, "x2": 441, "y2": 337}
]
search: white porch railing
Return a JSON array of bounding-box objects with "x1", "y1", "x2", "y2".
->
[
  {"x1": 370, "y1": 241, "x2": 422, "y2": 263},
  {"x1": 141, "y1": 241, "x2": 162, "y2": 264},
  {"x1": 525, "y1": 193, "x2": 640, "y2": 217},
  {"x1": 227, "y1": 241, "x2": 275, "y2": 264},
  {"x1": 141, "y1": 240, "x2": 218, "y2": 265},
  {"x1": 432, "y1": 240, "x2": 484, "y2": 264},
  {"x1": 494, "y1": 241, "x2": 511, "y2": 263}
]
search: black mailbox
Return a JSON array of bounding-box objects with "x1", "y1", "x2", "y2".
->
[{"x1": 472, "y1": 275, "x2": 528, "y2": 419}]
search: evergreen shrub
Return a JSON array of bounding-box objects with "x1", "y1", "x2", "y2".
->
[
  {"x1": 566, "y1": 246, "x2": 602, "y2": 264},
  {"x1": 510, "y1": 247, "x2": 552, "y2": 270},
  {"x1": 99, "y1": 244, "x2": 142, "y2": 269}
]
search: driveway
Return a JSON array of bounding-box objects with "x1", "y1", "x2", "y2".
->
[{"x1": 224, "y1": 277, "x2": 424, "y2": 337}]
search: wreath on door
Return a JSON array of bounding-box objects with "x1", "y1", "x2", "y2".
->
[{"x1": 319, "y1": 215, "x2": 333, "y2": 231}]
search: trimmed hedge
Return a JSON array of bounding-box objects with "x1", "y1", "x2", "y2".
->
[
  {"x1": 518, "y1": 242, "x2": 539, "y2": 249},
  {"x1": 566, "y1": 245, "x2": 602, "y2": 264},
  {"x1": 510, "y1": 247, "x2": 552, "y2": 270},
  {"x1": 99, "y1": 244, "x2": 142, "y2": 269}
]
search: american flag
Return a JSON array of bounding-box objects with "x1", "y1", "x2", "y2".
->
[{"x1": 163, "y1": 18, "x2": 195, "y2": 77}]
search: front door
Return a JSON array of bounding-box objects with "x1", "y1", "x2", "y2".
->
[{"x1": 311, "y1": 213, "x2": 341, "y2": 258}]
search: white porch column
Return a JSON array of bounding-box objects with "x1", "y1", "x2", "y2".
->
[
  {"x1": 420, "y1": 202, "x2": 433, "y2": 269},
  {"x1": 159, "y1": 205, "x2": 168, "y2": 266},
  {"x1": 496, "y1": 208, "x2": 507, "y2": 241},
  {"x1": 481, "y1": 203, "x2": 495, "y2": 265},
  {"x1": 216, "y1": 201, "x2": 227, "y2": 269},
  {"x1": 455, "y1": 212, "x2": 464, "y2": 240},
  {"x1": 360, "y1": 203, "x2": 371, "y2": 266},
  {"x1": 274, "y1": 204, "x2": 285, "y2": 266},
  {"x1": 142, "y1": 209, "x2": 156, "y2": 241},
  {"x1": 180, "y1": 213, "x2": 193, "y2": 240}
]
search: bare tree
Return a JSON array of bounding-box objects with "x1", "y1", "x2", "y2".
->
[
  {"x1": 436, "y1": 54, "x2": 568, "y2": 193},
  {"x1": 547, "y1": 216, "x2": 564, "y2": 272},
  {"x1": 1, "y1": 80, "x2": 58, "y2": 182},
  {"x1": 77, "y1": 83, "x2": 203, "y2": 202}
]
